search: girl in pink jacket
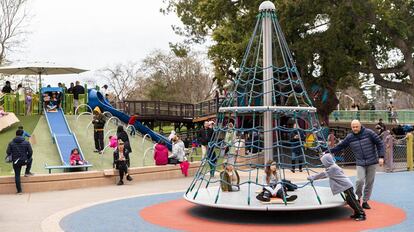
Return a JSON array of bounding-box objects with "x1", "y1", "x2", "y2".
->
[
  {"x1": 154, "y1": 141, "x2": 169, "y2": 165},
  {"x1": 70, "y1": 148, "x2": 84, "y2": 165}
]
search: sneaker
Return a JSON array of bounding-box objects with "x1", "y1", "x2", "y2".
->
[
  {"x1": 286, "y1": 195, "x2": 298, "y2": 202},
  {"x1": 93, "y1": 150, "x2": 99, "y2": 153},
  {"x1": 16, "y1": 191, "x2": 23, "y2": 195},
  {"x1": 24, "y1": 172, "x2": 34, "y2": 177},
  {"x1": 126, "y1": 175, "x2": 133, "y2": 181},
  {"x1": 354, "y1": 214, "x2": 366, "y2": 221},
  {"x1": 362, "y1": 202, "x2": 371, "y2": 209},
  {"x1": 291, "y1": 169, "x2": 295, "y2": 173},
  {"x1": 117, "y1": 180, "x2": 124, "y2": 185},
  {"x1": 257, "y1": 195, "x2": 270, "y2": 202}
]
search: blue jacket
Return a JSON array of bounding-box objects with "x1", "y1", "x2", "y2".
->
[
  {"x1": 330, "y1": 127, "x2": 384, "y2": 166},
  {"x1": 6, "y1": 136, "x2": 33, "y2": 163}
]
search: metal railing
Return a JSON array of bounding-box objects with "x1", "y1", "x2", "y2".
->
[
  {"x1": 329, "y1": 110, "x2": 414, "y2": 124},
  {"x1": 123, "y1": 98, "x2": 226, "y2": 120}
]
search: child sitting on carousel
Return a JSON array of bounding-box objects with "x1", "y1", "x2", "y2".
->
[{"x1": 256, "y1": 160, "x2": 298, "y2": 202}]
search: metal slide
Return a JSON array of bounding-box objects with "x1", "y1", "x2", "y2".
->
[
  {"x1": 88, "y1": 89, "x2": 172, "y2": 150},
  {"x1": 44, "y1": 108, "x2": 92, "y2": 172}
]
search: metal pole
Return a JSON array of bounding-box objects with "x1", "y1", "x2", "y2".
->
[{"x1": 260, "y1": 1, "x2": 275, "y2": 163}]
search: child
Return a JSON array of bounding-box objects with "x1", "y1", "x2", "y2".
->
[
  {"x1": 0, "y1": 106, "x2": 8, "y2": 117},
  {"x1": 113, "y1": 141, "x2": 133, "y2": 185},
  {"x1": 70, "y1": 148, "x2": 84, "y2": 165},
  {"x1": 18, "y1": 126, "x2": 31, "y2": 139},
  {"x1": 308, "y1": 153, "x2": 366, "y2": 221},
  {"x1": 109, "y1": 135, "x2": 118, "y2": 149},
  {"x1": 220, "y1": 163, "x2": 240, "y2": 192},
  {"x1": 256, "y1": 160, "x2": 297, "y2": 202},
  {"x1": 127, "y1": 114, "x2": 139, "y2": 136},
  {"x1": 154, "y1": 140, "x2": 168, "y2": 165}
]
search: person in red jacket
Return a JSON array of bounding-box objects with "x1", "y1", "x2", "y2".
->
[
  {"x1": 128, "y1": 113, "x2": 139, "y2": 136},
  {"x1": 70, "y1": 148, "x2": 84, "y2": 165},
  {"x1": 154, "y1": 140, "x2": 168, "y2": 165}
]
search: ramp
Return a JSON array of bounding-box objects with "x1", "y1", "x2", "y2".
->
[{"x1": 44, "y1": 108, "x2": 92, "y2": 173}]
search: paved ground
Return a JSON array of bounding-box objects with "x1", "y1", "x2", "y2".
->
[
  {"x1": 59, "y1": 171, "x2": 413, "y2": 232},
  {"x1": 0, "y1": 177, "x2": 193, "y2": 232},
  {"x1": 3, "y1": 168, "x2": 413, "y2": 232}
]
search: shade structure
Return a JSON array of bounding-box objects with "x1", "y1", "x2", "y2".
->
[{"x1": 0, "y1": 65, "x2": 88, "y2": 87}]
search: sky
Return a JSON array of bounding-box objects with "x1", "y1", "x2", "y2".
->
[{"x1": 8, "y1": 0, "x2": 198, "y2": 87}]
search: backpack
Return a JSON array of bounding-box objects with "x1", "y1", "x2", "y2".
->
[{"x1": 282, "y1": 179, "x2": 298, "y2": 191}]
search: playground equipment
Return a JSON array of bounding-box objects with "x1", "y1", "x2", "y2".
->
[
  {"x1": 88, "y1": 89, "x2": 172, "y2": 150},
  {"x1": 184, "y1": 1, "x2": 344, "y2": 211},
  {"x1": 41, "y1": 87, "x2": 91, "y2": 173}
]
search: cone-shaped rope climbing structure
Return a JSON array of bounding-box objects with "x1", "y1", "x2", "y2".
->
[{"x1": 184, "y1": 1, "x2": 344, "y2": 211}]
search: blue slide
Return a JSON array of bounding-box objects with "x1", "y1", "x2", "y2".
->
[
  {"x1": 44, "y1": 108, "x2": 92, "y2": 173},
  {"x1": 88, "y1": 89, "x2": 172, "y2": 150}
]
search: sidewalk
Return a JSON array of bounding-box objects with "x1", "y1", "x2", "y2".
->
[
  {"x1": 0, "y1": 177, "x2": 193, "y2": 232},
  {"x1": 0, "y1": 168, "x2": 358, "y2": 232}
]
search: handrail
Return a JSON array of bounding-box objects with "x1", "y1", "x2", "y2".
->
[
  {"x1": 126, "y1": 124, "x2": 136, "y2": 136},
  {"x1": 106, "y1": 116, "x2": 121, "y2": 127},
  {"x1": 142, "y1": 134, "x2": 152, "y2": 146},
  {"x1": 105, "y1": 129, "x2": 117, "y2": 140},
  {"x1": 75, "y1": 104, "x2": 92, "y2": 115},
  {"x1": 142, "y1": 146, "x2": 155, "y2": 166},
  {"x1": 76, "y1": 111, "x2": 92, "y2": 121}
]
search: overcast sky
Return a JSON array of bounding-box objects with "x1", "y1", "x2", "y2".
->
[{"x1": 8, "y1": 0, "x2": 199, "y2": 87}]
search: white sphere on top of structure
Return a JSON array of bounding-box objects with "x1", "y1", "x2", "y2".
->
[{"x1": 259, "y1": 1, "x2": 275, "y2": 11}]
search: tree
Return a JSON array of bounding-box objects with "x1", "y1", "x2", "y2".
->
[
  {"x1": 163, "y1": 0, "x2": 414, "y2": 123},
  {"x1": 98, "y1": 63, "x2": 142, "y2": 106},
  {"x1": 138, "y1": 50, "x2": 214, "y2": 103},
  {"x1": 0, "y1": 0, "x2": 30, "y2": 65}
]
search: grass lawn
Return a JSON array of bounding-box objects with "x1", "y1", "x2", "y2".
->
[
  {"x1": 0, "y1": 115, "x2": 40, "y2": 176},
  {"x1": 0, "y1": 115, "x2": 157, "y2": 176}
]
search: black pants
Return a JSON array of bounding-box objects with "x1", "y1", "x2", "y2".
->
[
  {"x1": 94, "y1": 130, "x2": 104, "y2": 151},
  {"x1": 168, "y1": 158, "x2": 181, "y2": 165},
  {"x1": 117, "y1": 161, "x2": 128, "y2": 181},
  {"x1": 13, "y1": 158, "x2": 32, "y2": 193},
  {"x1": 343, "y1": 187, "x2": 365, "y2": 216}
]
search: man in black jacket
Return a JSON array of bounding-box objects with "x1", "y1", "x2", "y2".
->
[
  {"x1": 198, "y1": 121, "x2": 213, "y2": 158},
  {"x1": 6, "y1": 129, "x2": 34, "y2": 194},
  {"x1": 72, "y1": 81, "x2": 85, "y2": 113},
  {"x1": 330, "y1": 120, "x2": 384, "y2": 210},
  {"x1": 1, "y1": 80, "x2": 13, "y2": 93},
  {"x1": 92, "y1": 106, "x2": 106, "y2": 153}
]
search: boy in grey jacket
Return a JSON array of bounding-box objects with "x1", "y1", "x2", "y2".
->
[{"x1": 308, "y1": 153, "x2": 366, "y2": 221}]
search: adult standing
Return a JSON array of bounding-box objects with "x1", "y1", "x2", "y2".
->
[
  {"x1": 387, "y1": 101, "x2": 394, "y2": 123},
  {"x1": 92, "y1": 107, "x2": 106, "y2": 153},
  {"x1": 101, "y1": 85, "x2": 109, "y2": 100},
  {"x1": 117, "y1": 125, "x2": 132, "y2": 156},
  {"x1": 67, "y1": 82, "x2": 74, "y2": 94},
  {"x1": 1, "y1": 80, "x2": 13, "y2": 93},
  {"x1": 6, "y1": 129, "x2": 34, "y2": 194},
  {"x1": 330, "y1": 120, "x2": 384, "y2": 209},
  {"x1": 198, "y1": 121, "x2": 213, "y2": 158},
  {"x1": 72, "y1": 81, "x2": 85, "y2": 113}
]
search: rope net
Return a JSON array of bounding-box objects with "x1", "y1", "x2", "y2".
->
[{"x1": 185, "y1": 8, "x2": 329, "y2": 206}]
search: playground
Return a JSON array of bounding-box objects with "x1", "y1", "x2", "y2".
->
[{"x1": 1, "y1": 1, "x2": 414, "y2": 232}]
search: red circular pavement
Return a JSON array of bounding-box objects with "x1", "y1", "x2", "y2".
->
[{"x1": 140, "y1": 199, "x2": 406, "y2": 232}]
